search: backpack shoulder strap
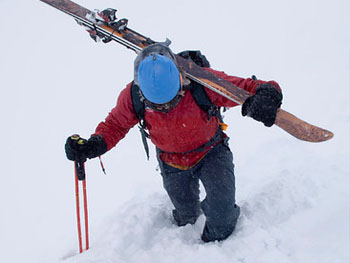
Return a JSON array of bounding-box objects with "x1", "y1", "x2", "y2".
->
[
  {"x1": 189, "y1": 81, "x2": 223, "y2": 122},
  {"x1": 130, "y1": 82, "x2": 150, "y2": 160},
  {"x1": 130, "y1": 81, "x2": 145, "y2": 122}
]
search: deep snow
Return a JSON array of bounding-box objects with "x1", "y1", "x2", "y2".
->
[{"x1": 0, "y1": 0, "x2": 349, "y2": 263}]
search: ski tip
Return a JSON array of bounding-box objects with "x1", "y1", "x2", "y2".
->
[
  {"x1": 284, "y1": 125, "x2": 334, "y2": 143},
  {"x1": 275, "y1": 109, "x2": 334, "y2": 143},
  {"x1": 300, "y1": 129, "x2": 334, "y2": 143},
  {"x1": 318, "y1": 129, "x2": 334, "y2": 142}
]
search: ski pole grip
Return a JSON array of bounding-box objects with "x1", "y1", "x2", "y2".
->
[{"x1": 70, "y1": 134, "x2": 87, "y2": 180}]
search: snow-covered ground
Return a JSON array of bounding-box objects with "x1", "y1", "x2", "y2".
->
[{"x1": 0, "y1": 0, "x2": 349, "y2": 262}]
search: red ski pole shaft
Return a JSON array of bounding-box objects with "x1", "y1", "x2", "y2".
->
[
  {"x1": 82, "y1": 175, "x2": 89, "y2": 250},
  {"x1": 74, "y1": 162, "x2": 83, "y2": 253}
]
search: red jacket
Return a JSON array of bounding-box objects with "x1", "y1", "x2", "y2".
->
[{"x1": 95, "y1": 68, "x2": 279, "y2": 169}]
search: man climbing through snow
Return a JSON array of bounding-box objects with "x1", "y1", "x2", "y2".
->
[{"x1": 65, "y1": 43, "x2": 283, "y2": 243}]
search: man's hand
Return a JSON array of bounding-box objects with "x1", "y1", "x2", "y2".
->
[
  {"x1": 65, "y1": 134, "x2": 107, "y2": 161},
  {"x1": 242, "y1": 83, "x2": 283, "y2": 127}
]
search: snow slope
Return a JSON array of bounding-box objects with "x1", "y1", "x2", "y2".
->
[{"x1": 0, "y1": 0, "x2": 349, "y2": 262}]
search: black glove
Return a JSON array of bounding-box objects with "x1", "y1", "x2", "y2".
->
[
  {"x1": 65, "y1": 134, "x2": 108, "y2": 162},
  {"x1": 177, "y1": 50, "x2": 210, "y2": 68},
  {"x1": 242, "y1": 83, "x2": 283, "y2": 127}
]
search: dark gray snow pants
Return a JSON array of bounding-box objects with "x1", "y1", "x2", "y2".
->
[{"x1": 157, "y1": 141, "x2": 240, "y2": 242}]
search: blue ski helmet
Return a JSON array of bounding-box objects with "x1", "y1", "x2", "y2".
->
[{"x1": 134, "y1": 43, "x2": 181, "y2": 104}]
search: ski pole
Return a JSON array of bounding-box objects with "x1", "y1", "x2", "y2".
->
[
  {"x1": 74, "y1": 165, "x2": 83, "y2": 253},
  {"x1": 82, "y1": 178, "x2": 89, "y2": 250},
  {"x1": 74, "y1": 160, "x2": 89, "y2": 253}
]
